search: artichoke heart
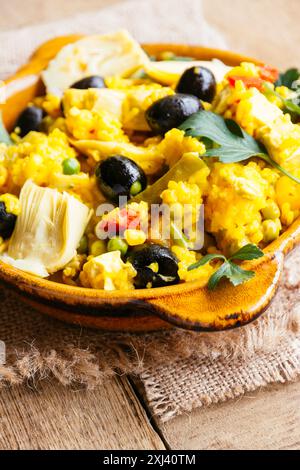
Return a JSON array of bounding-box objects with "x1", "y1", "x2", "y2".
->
[
  {"x1": 42, "y1": 30, "x2": 150, "y2": 96},
  {"x1": 1, "y1": 180, "x2": 92, "y2": 277}
]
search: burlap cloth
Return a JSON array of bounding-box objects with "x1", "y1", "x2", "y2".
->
[{"x1": 0, "y1": 0, "x2": 299, "y2": 422}]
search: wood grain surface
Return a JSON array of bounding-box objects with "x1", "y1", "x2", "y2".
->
[
  {"x1": 0, "y1": 0, "x2": 299, "y2": 451},
  {"x1": 158, "y1": 382, "x2": 300, "y2": 450},
  {"x1": 0, "y1": 378, "x2": 165, "y2": 450}
]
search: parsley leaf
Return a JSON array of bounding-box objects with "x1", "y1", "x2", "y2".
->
[
  {"x1": 275, "y1": 68, "x2": 300, "y2": 89},
  {"x1": 188, "y1": 243, "x2": 264, "y2": 290},
  {"x1": 179, "y1": 110, "x2": 300, "y2": 184},
  {"x1": 267, "y1": 69, "x2": 300, "y2": 120},
  {"x1": 180, "y1": 111, "x2": 264, "y2": 163},
  {"x1": 229, "y1": 244, "x2": 264, "y2": 261},
  {"x1": 208, "y1": 261, "x2": 255, "y2": 290},
  {"x1": 188, "y1": 253, "x2": 226, "y2": 271},
  {"x1": 0, "y1": 112, "x2": 12, "y2": 145},
  {"x1": 207, "y1": 262, "x2": 232, "y2": 290}
]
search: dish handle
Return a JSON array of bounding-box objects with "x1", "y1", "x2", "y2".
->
[{"x1": 147, "y1": 252, "x2": 284, "y2": 330}]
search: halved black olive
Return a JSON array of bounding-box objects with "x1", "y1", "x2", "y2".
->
[
  {"x1": 133, "y1": 266, "x2": 156, "y2": 289},
  {"x1": 15, "y1": 106, "x2": 44, "y2": 137},
  {"x1": 145, "y1": 93, "x2": 203, "y2": 134},
  {"x1": 176, "y1": 66, "x2": 216, "y2": 103},
  {"x1": 0, "y1": 201, "x2": 17, "y2": 239},
  {"x1": 95, "y1": 155, "x2": 147, "y2": 202},
  {"x1": 128, "y1": 243, "x2": 179, "y2": 288},
  {"x1": 70, "y1": 75, "x2": 106, "y2": 90}
]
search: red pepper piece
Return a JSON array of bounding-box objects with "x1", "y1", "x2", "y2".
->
[
  {"x1": 97, "y1": 208, "x2": 141, "y2": 237},
  {"x1": 259, "y1": 65, "x2": 279, "y2": 83},
  {"x1": 228, "y1": 75, "x2": 264, "y2": 90}
]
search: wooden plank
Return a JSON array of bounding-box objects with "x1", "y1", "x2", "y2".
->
[
  {"x1": 0, "y1": 377, "x2": 165, "y2": 450},
  {"x1": 156, "y1": 382, "x2": 300, "y2": 450}
]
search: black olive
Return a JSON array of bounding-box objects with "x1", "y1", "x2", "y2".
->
[
  {"x1": 70, "y1": 75, "x2": 106, "y2": 90},
  {"x1": 133, "y1": 267, "x2": 156, "y2": 289},
  {"x1": 95, "y1": 156, "x2": 147, "y2": 202},
  {"x1": 145, "y1": 93, "x2": 203, "y2": 134},
  {"x1": 128, "y1": 243, "x2": 179, "y2": 288},
  {"x1": 176, "y1": 66, "x2": 216, "y2": 103},
  {"x1": 0, "y1": 201, "x2": 17, "y2": 239},
  {"x1": 15, "y1": 106, "x2": 44, "y2": 137}
]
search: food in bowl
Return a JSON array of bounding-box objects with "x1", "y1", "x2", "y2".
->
[{"x1": 0, "y1": 30, "x2": 299, "y2": 295}]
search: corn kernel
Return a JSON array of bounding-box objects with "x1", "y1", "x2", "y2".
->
[
  {"x1": 124, "y1": 229, "x2": 146, "y2": 246},
  {"x1": 148, "y1": 262, "x2": 159, "y2": 273}
]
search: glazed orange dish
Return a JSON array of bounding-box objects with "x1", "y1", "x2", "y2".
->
[{"x1": 0, "y1": 30, "x2": 299, "y2": 293}]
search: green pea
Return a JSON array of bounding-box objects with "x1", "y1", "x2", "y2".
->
[
  {"x1": 129, "y1": 180, "x2": 142, "y2": 196},
  {"x1": 90, "y1": 240, "x2": 107, "y2": 257},
  {"x1": 77, "y1": 235, "x2": 88, "y2": 254},
  {"x1": 62, "y1": 158, "x2": 80, "y2": 175},
  {"x1": 107, "y1": 237, "x2": 128, "y2": 256}
]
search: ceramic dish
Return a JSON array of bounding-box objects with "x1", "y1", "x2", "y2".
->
[{"x1": 0, "y1": 35, "x2": 299, "y2": 332}]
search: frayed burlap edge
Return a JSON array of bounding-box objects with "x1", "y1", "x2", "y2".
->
[
  {"x1": 140, "y1": 335, "x2": 300, "y2": 422},
  {"x1": 0, "y1": 296, "x2": 299, "y2": 386}
]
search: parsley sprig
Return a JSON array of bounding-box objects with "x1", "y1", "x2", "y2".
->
[
  {"x1": 188, "y1": 244, "x2": 264, "y2": 290},
  {"x1": 269, "y1": 68, "x2": 300, "y2": 119},
  {"x1": 179, "y1": 111, "x2": 300, "y2": 184},
  {"x1": 275, "y1": 68, "x2": 300, "y2": 89}
]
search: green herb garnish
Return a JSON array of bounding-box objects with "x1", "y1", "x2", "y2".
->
[
  {"x1": 271, "y1": 68, "x2": 300, "y2": 119},
  {"x1": 179, "y1": 110, "x2": 300, "y2": 184},
  {"x1": 275, "y1": 68, "x2": 300, "y2": 89},
  {"x1": 0, "y1": 112, "x2": 12, "y2": 145},
  {"x1": 263, "y1": 81, "x2": 300, "y2": 118},
  {"x1": 188, "y1": 244, "x2": 264, "y2": 290}
]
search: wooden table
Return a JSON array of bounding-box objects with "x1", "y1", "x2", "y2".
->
[{"x1": 0, "y1": 0, "x2": 299, "y2": 450}]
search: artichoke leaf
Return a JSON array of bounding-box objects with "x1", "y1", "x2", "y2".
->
[
  {"x1": 42, "y1": 30, "x2": 150, "y2": 96},
  {"x1": 1, "y1": 180, "x2": 92, "y2": 277}
]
